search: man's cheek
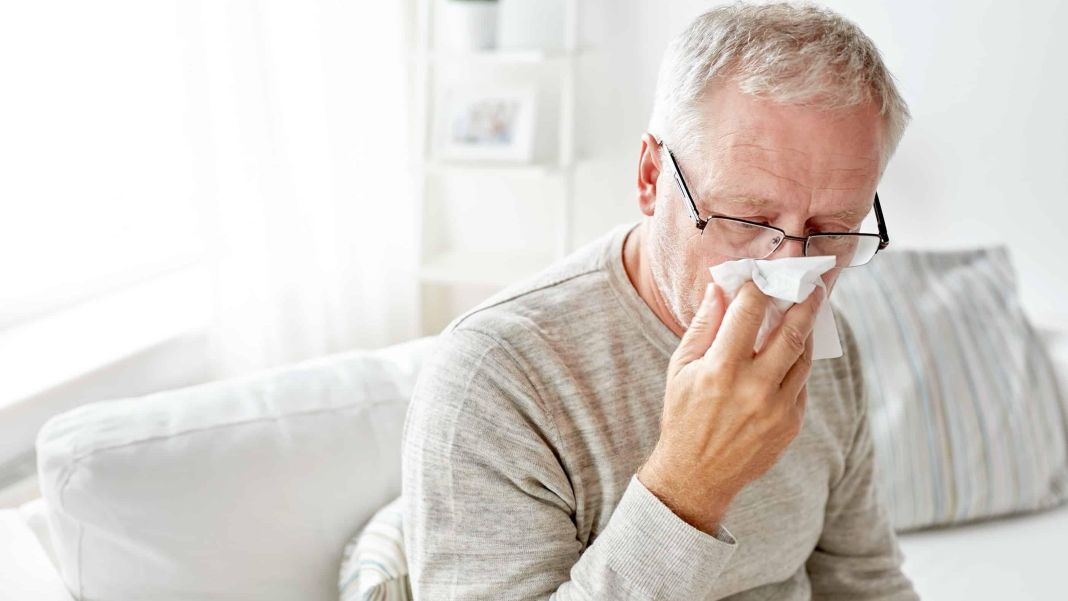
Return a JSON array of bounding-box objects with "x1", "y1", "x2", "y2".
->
[{"x1": 822, "y1": 268, "x2": 842, "y2": 294}]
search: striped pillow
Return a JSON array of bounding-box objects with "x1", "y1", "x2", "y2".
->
[
  {"x1": 338, "y1": 497, "x2": 412, "y2": 601},
  {"x1": 832, "y1": 247, "x2": 1068, "y2": 531}
]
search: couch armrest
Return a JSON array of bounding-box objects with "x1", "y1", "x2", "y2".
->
[{"x1": 0, "y1": 509, "x2": 75, "y2": 601}]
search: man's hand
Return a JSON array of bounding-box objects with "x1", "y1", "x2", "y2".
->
[{"x1": 637, "y1": 280, "x2": 824, "y2": 535}]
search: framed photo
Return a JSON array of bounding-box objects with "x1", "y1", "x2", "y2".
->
[{"x1": 437, "y1": 86, "x2": 537, "y2": 163}]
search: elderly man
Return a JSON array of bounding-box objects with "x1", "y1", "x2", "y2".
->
[{"x1": 402, "y1": 3, "x2": 919, "y2": 600}]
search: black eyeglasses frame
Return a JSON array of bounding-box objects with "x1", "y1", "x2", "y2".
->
[{"x1": 658, "y1": 140, "x2": 890, "y2": 261}]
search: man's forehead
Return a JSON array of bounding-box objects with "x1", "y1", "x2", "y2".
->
[
  {"x1": 696, "y1": 83, "x2": 887, "y2": 170},
  {"x1": 710, "y1": 129, "x2": 882, "y2": 169},
  {"x1": 690, "y1": 127, "x2": 881, "y2": 200}
]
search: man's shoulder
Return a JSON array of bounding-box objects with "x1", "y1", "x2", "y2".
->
[
  {"x1": 439, "y1": 226, "x2": 628, "y2": 354},
  {"x1": 404, "y1": 232, "x2": 626, "y2": 439}
]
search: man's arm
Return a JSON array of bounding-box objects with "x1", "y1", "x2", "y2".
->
[
  {"x1": 804, "y1": 316, "x2": 919, "y2": 600},
  {"x1": 401, "y1": 328, "x2": 737, "y2": 600}
]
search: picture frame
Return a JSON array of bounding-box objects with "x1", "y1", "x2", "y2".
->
[{"x1": 437, "y1": 86, "x2": 538, "y2": 163}]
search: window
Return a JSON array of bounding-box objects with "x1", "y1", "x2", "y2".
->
[{"x1": 0, "y1": 1, "x2": 205, "y2": 331}]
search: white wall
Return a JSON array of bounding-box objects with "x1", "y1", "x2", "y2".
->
[{"x1": 572, "y1": 0, "x2": 1068, "y2": 328}]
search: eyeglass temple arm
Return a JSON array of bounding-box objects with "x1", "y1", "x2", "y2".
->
[
  {"x1": 657, "y1": 140, "x2": 707, "y2": 229},
  {"x1": 873, "y1": 192, "x2": 890, "y2": 250}
]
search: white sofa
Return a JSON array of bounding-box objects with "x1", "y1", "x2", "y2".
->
[{"x1": 3, "y1": 331, "x2": 1067, "y2": 600}]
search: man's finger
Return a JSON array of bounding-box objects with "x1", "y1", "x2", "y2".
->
[
  {"x1": 707, "y1": 281, "x2": 768, "y2": 362},
  {"x1": 759, "y1": 286, "x2": 824, "y2": 383},
  {"x1": 669, "y1": 282, "x2": 726, "y2": 378},
  {"x1": 792, "y1": 383, "x2": 809, "y2": 422},
  {"x1": 780, "y1": 333, "x2": 814, "y2": 397}
]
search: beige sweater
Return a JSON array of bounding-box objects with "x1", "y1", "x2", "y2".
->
[{"x1": 401, "y1": 222, "x2": 919, "y2": 600}]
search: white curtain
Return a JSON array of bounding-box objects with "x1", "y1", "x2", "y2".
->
[{"x1": 182, "y1": 0, "x2": 419, "y2": 377}]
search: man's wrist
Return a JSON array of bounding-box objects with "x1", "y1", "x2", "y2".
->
[{"x1": 636, "y1": 459, "x2": 731, "y2": 536}]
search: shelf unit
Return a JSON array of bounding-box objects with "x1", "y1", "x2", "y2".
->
[{"x1": 412, "y1": 0, "x2": 581, "y2": 335}]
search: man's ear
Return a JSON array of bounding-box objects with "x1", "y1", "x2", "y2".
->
[{"x1": 637, "y1": 132, "x2": 662, "y2": 217}]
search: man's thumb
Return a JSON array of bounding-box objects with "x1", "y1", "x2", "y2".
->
[{"x1": 670, "y1": 282, "x2": 725, "y2": 377}]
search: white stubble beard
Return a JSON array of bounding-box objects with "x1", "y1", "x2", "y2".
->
[{"x1": 647, "y1": 215, "x2": 698, "y2": 331}]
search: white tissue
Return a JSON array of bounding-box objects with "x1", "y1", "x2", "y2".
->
[{"x1": 708, "y1": 255, "x2": 843, "y2": 360}]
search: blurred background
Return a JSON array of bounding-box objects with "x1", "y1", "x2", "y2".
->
[{"x1": 2, "y1": 0, "x2": 1067, "y2": 505}]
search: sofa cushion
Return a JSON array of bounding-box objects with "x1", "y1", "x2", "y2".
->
[
  {"x1": 36, "y1": 336, "x2": 436, "y2": 601},
  {"x1": 898, "y1": 499, "x2": 1068, "y2": 600},
  {"x1": 832, "y1": 248, "x2": 1068, "y2": 531}
]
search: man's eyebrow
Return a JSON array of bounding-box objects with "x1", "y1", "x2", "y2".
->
[
  {"x1": 710, "y1": 196, "x2": 869, "y2": 222},
  {"x1": 726, "y1": 196, "x2": 769, "y2": 208},
  {"x1": 711, "y1": 196, "x2": 773, "y2": 212},
  {"x1": 825, "y1": 207, "x2": 865, "y2": 221}
]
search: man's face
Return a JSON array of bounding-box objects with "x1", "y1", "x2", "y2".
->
[{"x1": 645, "y1": 81, "x2": 886, "y2": 328}]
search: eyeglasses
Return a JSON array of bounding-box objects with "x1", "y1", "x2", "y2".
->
[{"x1": 658, "y1": 140, "x2": 890, "y2": 268}]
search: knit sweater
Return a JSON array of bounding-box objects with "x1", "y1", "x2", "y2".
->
[{"x1": 401, "y1": 222, "x2": 918, "y2": 600}]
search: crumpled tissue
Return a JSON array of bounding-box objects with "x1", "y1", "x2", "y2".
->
[{"x1": 708, "y1": 255, "x2": 842, "y2": 360}]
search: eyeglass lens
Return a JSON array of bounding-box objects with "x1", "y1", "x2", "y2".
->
[{"x1": 700, "y1": 218, "x2": 880, "y2": 267}]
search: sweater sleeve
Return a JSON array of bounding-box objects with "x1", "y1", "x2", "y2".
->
[
  {"x1": 804, "y1": 316, "x2": 920, "y2": 600},
  {"x1": 401, "y1": 327, "x2": 737, "y2": 600}
]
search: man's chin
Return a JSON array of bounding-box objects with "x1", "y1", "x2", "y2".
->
[{"x1": 673, "y1": 300, "x2": 698, "y2": 331}]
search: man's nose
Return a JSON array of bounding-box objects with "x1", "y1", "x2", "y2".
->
[{"x1": 765, "y1": 235, "x2": 806, "y2": 259}]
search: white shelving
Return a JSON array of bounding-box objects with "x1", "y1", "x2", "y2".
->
[{"x1": 413, "y1": 0, "x2": 581, "y2": 335}]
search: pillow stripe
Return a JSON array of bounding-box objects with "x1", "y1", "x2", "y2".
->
[
  {"x1": 338, "y1": 497, "x2": 412, "y2": 601},
  {"x1": 872, "y1": 262, "x2": 948, "y2": 519},
  {"x1": 833, "y1": 247, "x2": 1068, "y2": 530}
]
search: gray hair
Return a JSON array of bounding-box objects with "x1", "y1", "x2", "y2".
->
[{"x1": 649, "y1": 2, "x2": 910, "y2": 162}]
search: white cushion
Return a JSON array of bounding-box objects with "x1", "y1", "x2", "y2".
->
[{"x1": 35, "y1": 336, "x2": 436, "y2": 601}]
